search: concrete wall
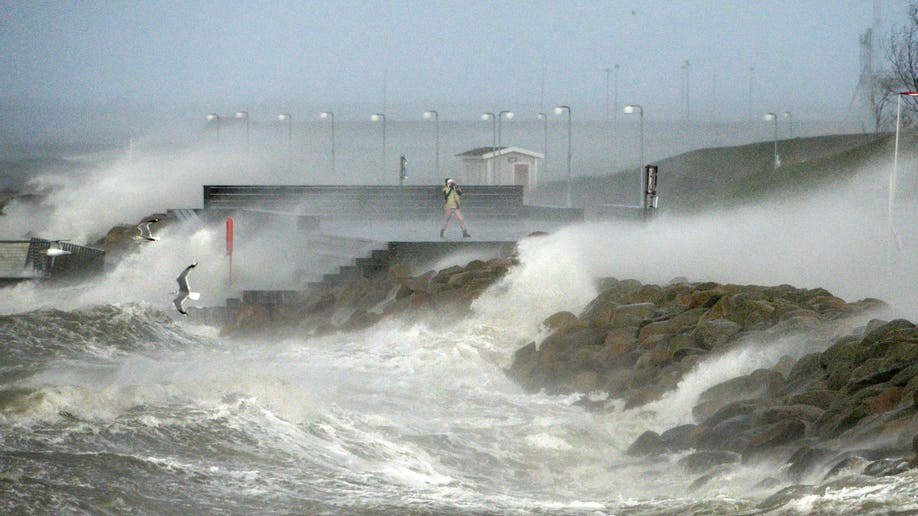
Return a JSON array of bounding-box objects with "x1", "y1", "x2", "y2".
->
[{"x1": 203, "y1": 185, "x2": 526, "y2": 219}]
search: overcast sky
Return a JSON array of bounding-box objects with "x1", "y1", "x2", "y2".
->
[{"x1": 0, "y1": 0, "x2": 913, "y2": 120}]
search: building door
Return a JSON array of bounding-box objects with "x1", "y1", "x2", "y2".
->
[{"x1": 513, "y1": 163, "x2": 530, "y2": 189}]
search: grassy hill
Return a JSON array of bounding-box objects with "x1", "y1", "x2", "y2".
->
[{"x1": 530, "y1": 131, "x2": 918, "y2": 213}]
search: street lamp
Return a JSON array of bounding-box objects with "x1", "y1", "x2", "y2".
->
[
  {"x1": 206, "y1": 113, "x2": 221, "y2": 144},
  {"x1": 782, "y1": 111, "x2": 793, "y2": 138},
  {"x1": 554, "y1": 105, "x2": 572, "y2": 208},
  {"x1": 481, "y1": 112, "x2": 496, "y2": 151},
  {"x1": 320, "y1": 111, "x2": 335, "y2": 178},
  {"x1": 278, "y1": 113, "x2": 292, "y2": 173},
  {"x1": 497, "y1": 110, "x2": 514, "y2": 150},
  {"x1": 372, "y1": 113, "x2": 387, "y2": 183},
  {"x1": 537, "y1": 112, "x2": 548, "y2": 174},
  {"x1": 423, "y1": 110, "x2": 439, "y2": 177},
  {"x1": 624, "y1": 104, "x2": 644, "y2": 207},
  {"x1": 235, "y1": 111, "x2": 249, "y2": 145},
  {"x1": 613, "y1": 64, "x2": 621, "y2": 123},
  {"x1": 890, "y1": 91, "x2": 918, "y2": 286},
  {"x1": 764, "y1": 112, "x2": 779, "y2": 169}
]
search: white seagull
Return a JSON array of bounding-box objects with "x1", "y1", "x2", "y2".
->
[
  {"x1": 173, "y1": 262, "x2": 200, "y2": 316},
  {"x1": 46, "y1": 240, "x2": 71, "y2": 257},
  {"x1": 137, "y1": 218, "x2": 160, "y2": 242}
]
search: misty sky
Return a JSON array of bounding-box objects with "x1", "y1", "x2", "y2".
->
[{"x1": 0, "y1": 0, "x2": 913, "y2": 120}]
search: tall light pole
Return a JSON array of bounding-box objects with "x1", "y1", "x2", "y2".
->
[
  {"x1": 277, "y1": 113, "x2": 292, "y2": 173},
  {"x1": 683, "y1": 60, "x2": 691, "y2": 121},
  {"x1": 481, "y1": 112, "x2": 496, "y2": 183},
  {"x1": 423, "y1": 110, "x2": 439, "y2": 177},
  {"x1": 613, "y1": 64, "x2": 621, "y2": 123},
  {"x1": 372, "y1": 113, "x2": 387, "y2": 183},
  {"x1": 604, "y1": 67, "x2": 613, "y2": 121},
  {"x1": 235, "y1": 111, "x2": 249, "y2": 146},
  {"x1": 890, "y1": 91, "x2": 918, "y2": 285},
  {"x1": 624, "y1": 104, "x2": 644, "y2": 207},
  {"x1": 537, "y1": 112, "x2": 548, "y2": 174},
  {"x1": 748, "y1": 65, "x2": 755, "y2": 121},
  {"x1": 206, "y1": 113, "x2": 221, "y2": 144},
  {"x1": 481, "y1": 112, "x2": 496, "y2": 151},
  {"x1": 497, "y1": 110, "x2": 514, "y2": 150},
  {"x1": 782, "y1": 111, "x2": 793, "y2": 138},
  {"x1": 764, "y1": 112, "x2": 779, "y2": 169},
  {"x1": 320, "y1": 111, "x2": 335, "y2": 178},
  {"x1": 554, "y1": 105, "x2": 572, "y2": 208}
]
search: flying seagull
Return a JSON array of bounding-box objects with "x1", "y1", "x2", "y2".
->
[
  {"x1": 46, "y1": 240, "x2": 71, "y2": 256},
  {"x1": 173, "y1": 262, "x2": 200, "y2": 316},
  {"x1": 137, "y1": 218, "x2": 160, "y2": 242}
]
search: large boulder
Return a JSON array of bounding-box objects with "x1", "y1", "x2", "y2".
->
[{"x1": 626, "y1": 430, "x2": 669, "y2": 456}]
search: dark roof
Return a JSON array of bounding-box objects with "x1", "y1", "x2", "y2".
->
[{"x1": 456, "y1": 146, "x2": 507, "y2": 158}]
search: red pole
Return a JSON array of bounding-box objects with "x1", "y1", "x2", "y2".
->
[{"x1": 226, "y1": 217, "x2": 234, "y2": 285}]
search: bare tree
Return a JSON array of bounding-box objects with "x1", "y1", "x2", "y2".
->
[
  {"x1": 888, "y1": 2, "x2": 918, "y2": 114},
  {"x1": 869, "y1": 73, "x2": 898, "y2": 132}
]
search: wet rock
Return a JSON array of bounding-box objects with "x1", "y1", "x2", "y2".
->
[
  {"x1": 752, "y1": 404, "x2": 824, "y2": 427},
  {"x1": 756, "y1": 484, "x2": 825, "y2": 512},
  {"x1": 693, "y1": 318, "x2": 742, "y2": 350},
  {"x1": 742, "y1": 419, "x2": 807, "y2": 458},
  {"x1": 787, "y1": 389, "x2": 837, "y2": 410},
  {"x1": 863, "y1": 458, "x2": 911, "y2": 477},
  {"x1": 785, "y1": 446, "x2": 835, "y2": 482},
  {"x1": 659, "y1": 424, "x2": 700, "y2": 452},
  {"x1": 678, "y1": 450, "x2": 740, "y2": 474},
  {"x1": 626, "y1": 430, "x2": 669, "y2": 457},
  {"x1": 822, "y1": 456, "x2": 870, "y2": 481},
  {"x1": 542, "y1": 311, "x2": 580, "y2": 332},
  {"x1": 694, "y1": 415, "x2": 753, "y2": 451}
]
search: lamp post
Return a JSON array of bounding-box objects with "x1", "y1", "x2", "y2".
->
[
  {"x1": 277, "y1": 113, "x2": 292, "y2": 173},
  {"x1": 481, "y1": 112, "x2": 496, "y2": 152},
  {"x1": 613, "y1": 64, "x2": 621, "y2": 123},
  {"x1": 206, "y1": 113, "x2": 221, "y2": 144},
  {"x1": 481, "y1": 112, "x2": 496, "y2": 183},
  {"x1": 764, "y1": 112, "x2": 779, "y2": 169},
  {"x1": 624, "y1": 104, "x2": 644, "y2": 207},
  {"x1": 604, "y1": 67, "x2": 613, "y2": 121},
  {"x1": 497, "y1": 110, "x2": 514, "y2": 150},
  {"x1": 537, "y1": 112, "x2": 548, "y2": 174},
  {"x1": 234, "y1": 111, "x2": 249, "y2": 146},
  {"x1": 423, "y1": 110, "x2": 439, "y2": 177},
  {"x1": 372, "y1": 113, "x2": 387, "y2": 183},
  {"x1": 782, "y1": 111, "x2": 793, "y2": 138},
  {"x1": 320, "y1": 111, "x2": 335, "y2": 178},
  {"x1": 554, "y1": 105, "x2": 572, "y2": 208},
  {"x1": 890, "y1": 91, "x2": 918, "y2": 286}
]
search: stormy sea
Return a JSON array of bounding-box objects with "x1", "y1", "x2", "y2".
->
[{"x1": 1, "y1": 126, "x2": 917, "y2": 514}]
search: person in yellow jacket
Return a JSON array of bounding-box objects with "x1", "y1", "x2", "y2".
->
[{"x1": 440, "y1": 178, "x2": 470, "y2": 238}]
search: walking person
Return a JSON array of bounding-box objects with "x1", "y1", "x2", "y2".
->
[{"x1": 440, "y1": 178, "x2": 470, "y2": 239}]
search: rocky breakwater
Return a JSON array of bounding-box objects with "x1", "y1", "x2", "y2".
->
[
  {"x1": 222, "y1": 256, "x2": 514, "y2": 337},
  {"x1": 506, "y1": 277, "x2": 918, "y2": 496}
]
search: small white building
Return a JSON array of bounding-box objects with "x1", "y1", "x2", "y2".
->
[{"x1": 456, "y1": 146, "x2": 543, "y2": 189}]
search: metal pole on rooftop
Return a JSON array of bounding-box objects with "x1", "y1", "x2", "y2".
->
[
  {"x1": 554, "y1": 105, "x2": 572, "y2": 208},
  {"x1": 497, "y1": 111, "x2": 514, "y2": 183}
]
